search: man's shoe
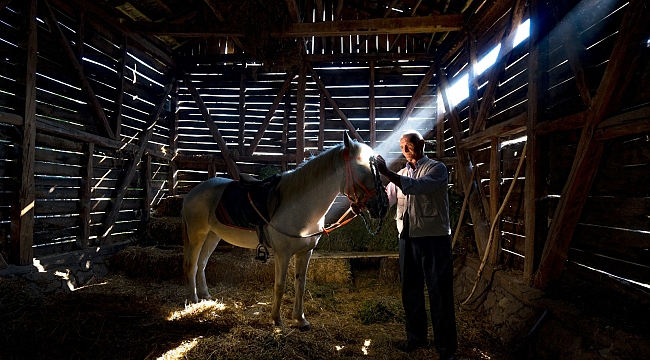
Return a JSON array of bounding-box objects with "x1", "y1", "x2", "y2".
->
[{"x1": 395, "y1": 339, "x2": 428, "y2": 352}]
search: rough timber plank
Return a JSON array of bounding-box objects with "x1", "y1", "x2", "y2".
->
[{"x1": 10, "y1": 0, "x2": 37, "y2": 265}]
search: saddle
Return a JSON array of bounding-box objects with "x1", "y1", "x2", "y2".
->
[{"x1": 215, "y1": 173, "x2": 281, "y2": 230}]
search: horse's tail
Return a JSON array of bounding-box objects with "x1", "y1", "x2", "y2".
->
[{"x1": 181, "y1": 213, "x2": 190, "y2": 282}]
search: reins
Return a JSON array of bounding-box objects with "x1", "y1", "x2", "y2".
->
[{"x1": 246, "y1": 151, "x2": 387, "y2": 240}]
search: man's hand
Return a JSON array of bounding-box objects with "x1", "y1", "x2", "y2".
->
[{"x1": 375, "y1": 155, "x2": 389, "y2": 175}]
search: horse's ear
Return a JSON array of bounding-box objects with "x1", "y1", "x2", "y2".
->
[{"x1": 343, "y1": 131, "x2": 353, "y2": 149}]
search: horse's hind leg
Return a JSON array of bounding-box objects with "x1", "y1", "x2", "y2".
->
[
  {"x1": 271, "y1": 252, "x2": 291, "y2": 327},
  {"x1": 184, "y1": 223, "x2": 209, "y2": 303},
  {"x1": 196, "y1": 231, "x2": 220, "y2": 300},
  {"x1": 292, "y1": 249, "x2": 313, "y2": 331}
]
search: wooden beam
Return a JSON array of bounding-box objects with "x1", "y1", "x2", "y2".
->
[
  {"x1": 115, "y1": 36, "x2": 127, "y2": 139},
  {"x1": 472, "y1": 0, "x2": 526, "y2": 134},
  {"x1": 278, "y1": 14, "x2": 464, "y2": 37},
  {"x1": 459, "y1": 112, "x2": 527, "y2": 149},
  {"x1": 318, "y1": 93, "x2": 325, "y2": 151},
  {"x1": 99, "y1": 77, "x2": 176, "y2": 244},
  {"x1": 44, "y1": 0, "x2": 115, "y2": 139},
  {"x1": 534, "y1": 110, "x2": 587, "y2": 135},
  {"x1": 594, "y1": 105, "x2": 650, "y2": 141},
  {"x1": 10, "y1": 0, "x2": 37, "y2": 265},
  {"x1": 282, "y1": 92, "x2": 291, "y2": 172},
  {"x1": 180, "y1": 70, "x2": 240, "y2": 179},
  {"x1": 369, "y1": 60, "x2": 376, "y2": 148},
  {"x1": 308, "y1": 63, "x2": 364, "y2": 142},
  {"x1": 238, "y1": 68, "x2": 246, "y2": 155},
  {"x1": 79, "y1": 142, "x2": 93, "y2": 248},
  {"x1": 0, "y1": 112, "x2": 22, "y2": 125},
  {"x1": 524, "y1": 0, "x2": 549, "y2": 283},
  {"x1": 141, "y1": 154, "x2": 152, "y2": 227},
  {"x1": 437, "y1": 65, "x2": 490, "y2": 256},
  {"x1": 201, "y1": 0, "x2": 246, "y2": 52},
  {"x1": 436, "y1": 88, "x2": 445, "y2": 158},
  {"x1": 49, "y1": 0, "x2": 176, "y2": 67},
  {"x1": 394, "y1": 63, "x2": 436, "y2": 131},
  {"x1": 76, "y1": 9, "x2": 85, "y2": 60},
  {"x1": 167, "y1": 82, "x2": 178, "y2": 196},
  {"x1": 246, "y1": 70, "x2": 295, "y2": 156},
  {"x1": 488, "y1": 137, "x2": 501, "y2": 265},
  {"x1": 296, "y1": 63, "x2": 306, "y2": 164},
  {"x1": 467, "y1": 32, "x2": 479, "y2": 134},
  {"x1": 285, "y1": 0, "x2": 301, "y2": 22},
  {"x1": 535, "y1": 0, "x2": 650, "y2": 289}
]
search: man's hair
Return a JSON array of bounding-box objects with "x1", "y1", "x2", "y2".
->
[{"x1": 401, "y1": 130, "x2": 424, "y2": 144}]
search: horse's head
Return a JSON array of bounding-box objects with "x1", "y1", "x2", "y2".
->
[{"x1": 341, "y1": 132, "x2": 389, "y2": 220}]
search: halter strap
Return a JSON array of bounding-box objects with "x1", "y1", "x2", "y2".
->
[{"x1": 342, "y1": 149, "x2": 376, "y2": 210}]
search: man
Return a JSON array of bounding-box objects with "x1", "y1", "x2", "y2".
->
[{"x1": 375, "y1": 130, "x2": 458, "y2": 359}]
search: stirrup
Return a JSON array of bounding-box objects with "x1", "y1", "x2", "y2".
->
[{"x1": 255, "y1": 243, "x2": 269, "y2": 263}]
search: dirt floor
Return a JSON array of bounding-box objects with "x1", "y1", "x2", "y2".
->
[{"x1": 0, "y1": 249, "x2": 515, "y2": 360}]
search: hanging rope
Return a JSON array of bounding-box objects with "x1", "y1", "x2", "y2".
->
[
  {"x1": 462, "y1": 142, "x2": 528, "y2": 305},
  {"x1": 452, "y1": 166, "x2": 478, "y2": 249}
]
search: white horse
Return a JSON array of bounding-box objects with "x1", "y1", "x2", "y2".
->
[{"x1": 182, "y1": 132, "x2": 388, "y2": 330}]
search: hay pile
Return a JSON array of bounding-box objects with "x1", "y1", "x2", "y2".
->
[
  {"x1": 153, "y1": 195, "x2": 184, "y2": 217},
  {"x1": 144, "y1": 217, "x2": 184, "y2": 246},
  {"x1": 0, "y1": 266, "x2": 515, "y2": 360}
]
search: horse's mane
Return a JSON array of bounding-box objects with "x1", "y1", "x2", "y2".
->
[{"x1": 277, "y1": 143, "x2": 350, "y2": 198}]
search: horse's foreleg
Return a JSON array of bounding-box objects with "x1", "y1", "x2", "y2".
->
[
  {"x1": 196, "y1": 231, "x2": 220, "y2": 300},
  {"x1": 292, "y1": 250, "x2": 313, "y2": 331},
  {"x1": 271, "y1": 253, "x2": 291, "y2": 327}
]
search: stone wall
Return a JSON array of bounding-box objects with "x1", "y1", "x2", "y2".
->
[{"x1": 454, "y1": 254, "x2": 650, "y2": 360}]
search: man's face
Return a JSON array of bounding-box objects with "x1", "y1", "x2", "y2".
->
[{"x1": 400, "y1": 135, "x2": 423, "y2": 164}]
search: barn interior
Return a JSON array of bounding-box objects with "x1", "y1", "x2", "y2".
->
[{"x1": 0, "y1": 0, "x2": 649, "y2": 359}]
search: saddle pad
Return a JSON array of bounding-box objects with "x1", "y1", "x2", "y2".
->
[{"x1": 215, "y1": 176, "x2": 280, "y2": 230}]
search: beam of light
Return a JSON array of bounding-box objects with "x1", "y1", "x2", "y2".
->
[
  {"x1": 447, "y1": 73, "x2": 469, "y2": 107},
  {"x1": 572, "y1": 261, "x2": 650, "y2": 290},
  {"x1": 156, "y1": 337, "x2": 202, "y2": 360},
  {"x1": 361, "y1": 339, "x2": 372, "y2": 355}
]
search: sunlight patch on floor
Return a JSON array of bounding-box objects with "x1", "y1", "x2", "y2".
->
[
  {"x1": 167, "y1": 300, "x2": 227, "y2": 321},
  {"x1": 156, "y1": 337, "x2": 202, "y2": 360}
]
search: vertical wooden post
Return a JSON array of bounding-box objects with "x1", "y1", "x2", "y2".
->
[
  {"x1": 10, "y1": 0, "x2": 37, "y2": 265},
  {"x1": 167, "y1": 81, "x2": 178, "y2": 196},
  {"x1": 524, "y1": 0, "x2": 550, "y2": 283},
  {"x1": 489, "y1": 137, "x2": 501, "y2": 265},
  {"x1": 435, "y1": 88, "x2": 444, "y2": 158},
  {"x1": 467, "y1": 32, "x2": 479, "y2": 135},
  {"x1": 207, "y1": 163, "x2": 216, "y2": 178},
  {"x1": 369, "y1": 60, "x2": 376, "y2": 148},
  {"x1": 296, "y1": 62, "x2": 306, "y2": 164},
  {"x1": 79, "y1": 142, "x2": 93, "y2": 248},
  {"x1": 141, "y1": 154, "x2": 152, "y2": 227},
  {"x1": 115, "y1": 37, "x2": 128, "y2": 139},
  {"x1": 238, "y1": 67, "x2": 246, "y2": 155},
  {"x1": 282, "y1": 91, "x2": 290, "y2": 172},
  {"x1": 318, "y1": 93, "x2": 325, "y2": 152}
]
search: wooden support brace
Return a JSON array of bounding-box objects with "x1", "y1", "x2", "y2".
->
[
  {"x1": 308, "y1": 63, "x2": 364, "y2": 142},
  {"x1": 141, "y1": 154, "x2": 152, "y2": 227},
  {"x1": 180, "y1": 70, "x2": 240, "y2": 179},
  {"x1": 472, "y1": 0, "x2": 526, "y2": 134},
  {"x1": 488, "y1": 137, "x2": 501, "y2": 265},
  {"x1": 247, "y1": 70, "x2": 295, "y2": 155},
  {"x1": 115, "y1": 36, "x2": 128, "y2": 139},
  {"x1": 296, "y1": 62, "x2": 307, "y2": 164},
  {"x1": 318, "y1": 93, "x2": 325, "y2": 152},
  {"x1": 43, "y1": 0, "x2": 115, "y2": 140},
  {"x1": 393, "y1": 63, "x2": 436, "y2": 132},
  {"x1": 99, "y1": 76, "x2": 176, "y2": 244},
  {"x1": 79, "y1": 142, "x2": 93, "y2": 248},
  {"x1": 535, "y1": 0, "x2": 650, "y2": 288}
]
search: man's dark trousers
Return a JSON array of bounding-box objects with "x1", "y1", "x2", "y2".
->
[{"x1": 399, "y1": 229, "x2": 458, "y2": 356}]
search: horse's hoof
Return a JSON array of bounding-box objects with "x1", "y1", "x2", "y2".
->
[{"x1": 298, "y1": 323, "x2": 311, "y2": 332}]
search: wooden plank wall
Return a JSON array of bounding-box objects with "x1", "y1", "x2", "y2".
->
[
  {"x1": 0, "y1": 2, "x2": 173, "y2": 258},
  {"x1": 174, "y1": 60, "x2": 442, "y2": 194},
  {"x1": 439, "y1": 0, "x2": 649, "y2": 287}
]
